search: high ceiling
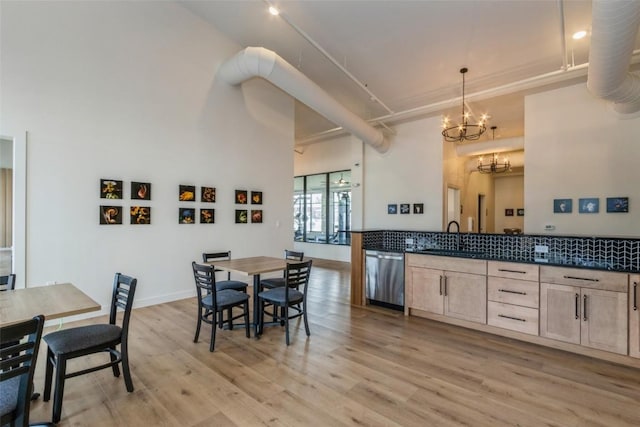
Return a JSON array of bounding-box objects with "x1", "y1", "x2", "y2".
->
[{"x1": 180, "y1": 0, "x2": 639, "y2": 144}]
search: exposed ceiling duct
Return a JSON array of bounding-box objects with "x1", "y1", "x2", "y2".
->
[
  {"x1": 218, "y1": 47, "x2": 390, "y2": 153},
  {"x1": 587, "y1": 0, "x2": 640, "y2": 114}
]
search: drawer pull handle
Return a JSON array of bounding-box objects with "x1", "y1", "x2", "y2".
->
[
  {"x1": 575, "y1": 293, "x2": 580, "y2": 319},
  {"x1": 583, "y1": 294, "x2": 588, "y2": 321},
  {"x1": 439, "y1": 275, "x2": 443, "y2": 296},
  {"x1": 498, "y1": 269, "x2": 527, "y2": 274},
  {"x1": 498, "y1": 314, "x2": 526, "y2": 322},
  {"x1": 563, "y1": 275, "x2": 599, "y2": 282},
  {"x1": 444, "y1": 276, "x2": 448, "y2": 297},
  {"x1": 634, "y1": 282, "x2": 638, "y2": 311},
  {"x1": 498, "y1": 289, "x2": 527, "y2": 295}
]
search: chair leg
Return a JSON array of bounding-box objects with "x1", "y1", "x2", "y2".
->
[
  {"x1": 43, "y1": 348, "x2": 54, "y2": 401},
  {"x1": 209, "y1": 311, "x2": 218, "y2": 352},
  {"x1": 244, "y1": 301, "x2": 250, "y2": 338},
  {"x1": 227, "y1": 307, "x2": 233, "y2": 330},
  {"x1": 52, "y1": 355, "x2": 67, "y2": 423},
  {"x1": 194, "y1": 307, "x2": 202, "y2": 343},
  {"x1": 284, "y1": 305, "x2": 290, "y2": 345},
  {"x1": 303, "y1": 300, "x2": 310, "y2": 337},
  {"x1": 121, "y1": 341, "x2": 134, "y2": 392},
  {"x1": 110, "y1": 346, "x2": 121, "y2": 377}
]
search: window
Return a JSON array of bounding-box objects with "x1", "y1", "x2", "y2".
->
[{"x1": 293, "y1": 170, "x2": 351, "y2": 245}]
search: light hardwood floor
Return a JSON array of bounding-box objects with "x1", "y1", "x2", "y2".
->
[{"x1": 29, "y1": 259, "x2": 640, "y2": 426}]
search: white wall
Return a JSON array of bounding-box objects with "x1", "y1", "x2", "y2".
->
[
  {"x1": 364, "y1": 116, "x2": 443, "y2": 230},
  {"x1": 525, "y1": 83, "x2": 640, "y2": 236},
  {"x1": 494, "y1": 174, "x2": 524, "y2": 232},
  {"x1": 1, "y1": 2, "x2": 294, "y2": 309},
  {"x1": 293, "y1": 135, "x2": 360, "y2": 262}
]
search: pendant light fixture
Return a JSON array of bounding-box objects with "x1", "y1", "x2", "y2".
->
[
  {"x1": 477, "y1": 126, "x2": 511, "y2": 174},
  {"x1": 442, "y1": 68, "x2": 488, "y2": 142}
]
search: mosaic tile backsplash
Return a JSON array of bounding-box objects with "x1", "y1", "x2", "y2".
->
[{"x1": 361, "y1": 230, "x2": 640, "y2": 272}]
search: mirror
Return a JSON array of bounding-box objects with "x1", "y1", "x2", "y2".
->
[{"x1": 0, "y1": 138, "x2": 12, "y2": 275}]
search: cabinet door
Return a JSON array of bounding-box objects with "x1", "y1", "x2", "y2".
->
[
  {"x1": 581, "y1": 288, "x2": 628, "y2": 355},
  {"x1": 407, "y1": 267, "x2": 444, "y2": 315},
  {"x1": 630, "y1": 277, "x2": 640, "y2": 358},
  {"x1": 444, "y1": 271, "x2": 486, "y2": 324},
  {"x1": 540, "y1": 283, "x2": 580, "y2": 344}
]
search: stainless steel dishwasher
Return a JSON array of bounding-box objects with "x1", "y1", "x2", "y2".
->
[{"x1": 365, "y1": 250, "x2": 405, "y2": 311}]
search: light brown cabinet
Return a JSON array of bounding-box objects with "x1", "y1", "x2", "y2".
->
[
  {"x1": 406, "y1": 254, "x2": 486, "y2": 324},
  {"x1": 487, "y1": 261, "x2": 539, "y2": 336},
  {"x1": 630, "y1": 275, "x2": 640, "y2": 358},
  {"x1": 540, "y1": 266, "x2": 628, "y2": 355}
]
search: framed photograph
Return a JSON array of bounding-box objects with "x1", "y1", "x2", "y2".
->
[
  {"x1": 130, "y1": 206, "x2": 151, "y2": 224},
  {"x1": 200, "y1": 208, "x2": 215, "y2": 224},
  {"x1": 413, "y1": 203, "x2": 424, "y2": 214},
  {"x1": 517, "y1": 208, "x2": 525, "y2": 217},
  {"x1": 235, "y1": 209, "x2": 248, "y2": 224},
  {"x1": 235, "y1": 190, "x2": 248, "y2": 204},
  {"x1": 387, "y1": 204, "x2": 397, "y2": 214},
  {"x1": 179, "y1": 185, "x2": 196, "y2": 202},
  {"x1": 400, "y1": 203, "x2": 410, "y2": 214},
  {"x1": 251, "y1": 191, "x2": 263, "y2": 204},
  {"x1": 179, "y1": 208, "x2": 195, "y2": 224},
  {"x1": 505, "y1": 208, "x2": 514, "y2": 216},
  {"x1": 131, "y1": 182, "x2": 151, "y2": 200},
  {"x1": 99, "y1": 206, "x2": 122, "y2": 225},
  {"x1": 579, "y1": 198, "x2": 599, "y2": 214},
  {"x1": 251, "y1": 209, "x2": 263, "y2": 223},
  {"x1": 100, "y1": 179, "x2": 123, "y2": 199},
  {"x1": 606, "y1": 197, "x2": 629, "y2": 213},
  {"x1": 553, "y1": 198, "x2": 572, "y2": 213},
  {"x1": 201, "y1": 187, "x2": 216, "y2": 203}
]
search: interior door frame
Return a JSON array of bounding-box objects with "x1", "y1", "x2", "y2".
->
[{"x1": 1, "y1": 132, "x2": 27, "y2": 288}]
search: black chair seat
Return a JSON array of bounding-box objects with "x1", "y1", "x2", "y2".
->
[
  {"x1": 216, "y1": 280, "x2": 248, "y2": 292},
  {"x1": 259, "y1": 287, "x2": 303, "y2": 305},
  {"x1": 203, "y1": 289, "x2": 250, "y2": 309},
  {"x1": 0, "y1": 376, "x2": 20, "y2": 417},
  {"x1": 44, "y1": 324, "x2": 122, "y2": 355},
  {"x1": 260, "y1": 277, "x2": 285, "y2": 289}
]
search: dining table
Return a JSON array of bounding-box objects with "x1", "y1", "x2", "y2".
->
[
  {"x1": 204, "y1": 256, "x2": 295, "y2": 334},
  {"x1": 0, "y1": 282, "x2": 101, "y2": 327}
]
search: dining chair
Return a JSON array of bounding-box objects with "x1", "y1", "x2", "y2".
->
[
  {"x1": 201, "y1": 251, "x2": 248, "y2": 292},
  {"x1": 192, "y1": 262, "x2": 250, "y2": 352},
  {"x1": 0, "y1": 314, "x2": 52, "y2": 427},
  {"x1": 258, "y1": 259, "x2": 312, "y2": 345},
  {"x1": 260, "y1": 250, "x2": 304, "y2": 322},
  {"x1": 202, "y1": 251, "x2": 248, "y2": 328},
  {"x1": 0, "y1": 273, "x2": 16, "y2": 291},
  {"x1": 42, "y1": 273, "x2": 137, "y2": 423}
]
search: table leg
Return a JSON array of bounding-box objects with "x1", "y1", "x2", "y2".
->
[{"x1": 253, "y1": 274, "x2": 261, "y2": 337}]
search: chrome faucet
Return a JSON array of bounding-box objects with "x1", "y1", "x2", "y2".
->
[{"x1": 446, "y1": 220, "x2": 463, "y2": 250}]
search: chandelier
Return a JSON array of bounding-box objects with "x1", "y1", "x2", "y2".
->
[
  {"x1": 442, "y1": 68, "x2": 488, "y2": 142},
  {"x1": 477, "y1": 126, "x2": 511, "y2": 174}
]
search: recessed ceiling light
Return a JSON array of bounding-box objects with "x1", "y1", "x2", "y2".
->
[
  {"x1": 572, "y1": 30, "x2": 587, "y2": 40},
  {"x1": 268, "y1": 6, "x2": 280, "y2": 16}
]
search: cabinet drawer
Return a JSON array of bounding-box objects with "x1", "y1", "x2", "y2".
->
[
  {"x1": 488, "y1": 261, "x2": 539, "y2": 282},
  {"x1": 488, "y1": 277, "x2": 539, "y2": 308},
  {"x1": 406, "y1": 254, "x2": 486, "y2": 275},
  {"x1": 488, "y1": 301, "x2": 539, "y2": 336},
  {"x1": 540, "y1": 266, "x2": 627, "y2": 292}
]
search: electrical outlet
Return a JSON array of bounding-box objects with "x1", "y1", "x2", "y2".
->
[
  {"x1": 544, "y1": 224, "x2": 555, "y2": 231},
  {"x1": 46, "y1": 280, "x2": 57, "y2": 286}
]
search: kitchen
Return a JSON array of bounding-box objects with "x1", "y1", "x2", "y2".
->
[{"x1": 3, "y1": 1, "x2": 640, "y2": 425}]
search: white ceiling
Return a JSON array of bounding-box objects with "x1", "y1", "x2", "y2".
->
[{"x1": 180, "y1": 0, "x2": 640, "y2": 144}]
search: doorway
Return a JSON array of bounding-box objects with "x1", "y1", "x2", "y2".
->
[
  {"x1": 477, "y1": 193, "x2": 486, "y2": 233},
  {"x1": 446, "y1": 186, "x2": 460, "y2": 228}
]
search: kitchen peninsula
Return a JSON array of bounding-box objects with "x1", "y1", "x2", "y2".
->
[{"x1": 351, "y1": 230, "x2": 640, "y2": 368}]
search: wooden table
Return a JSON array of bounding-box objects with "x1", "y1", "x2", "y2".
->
[
  {"x1": 205, "y1": 256, "x2": 291, "y2": 333},
  {"x1": 0, "y1": 283, "x2": 101, "y2": 327}
]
